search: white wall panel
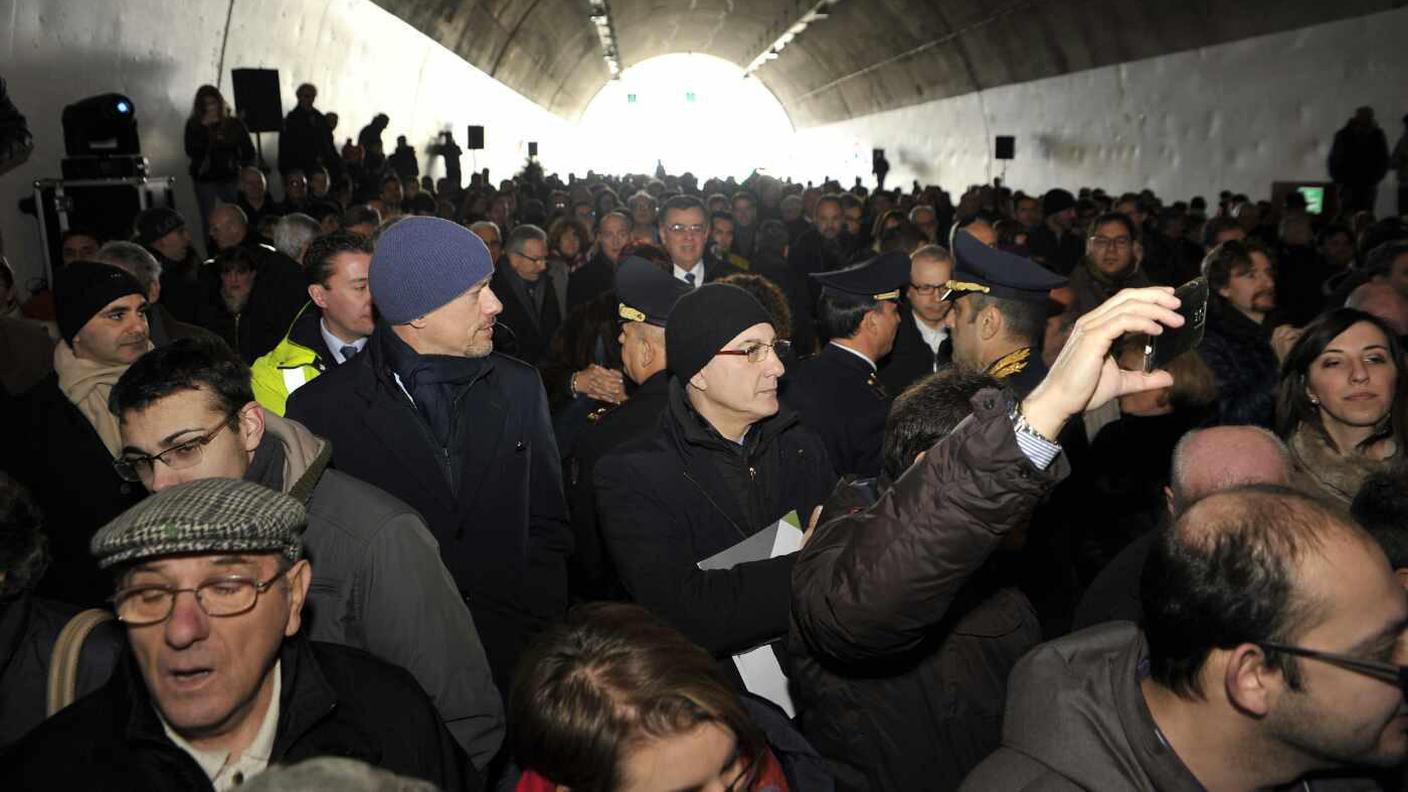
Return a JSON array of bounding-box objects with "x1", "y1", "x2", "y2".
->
[
  {"x1": 778, "y1": 7, "x2": 1408, "y2": 210},
  {"x1": 0, "y1": 0, "x2": 571, "y2": 295}
]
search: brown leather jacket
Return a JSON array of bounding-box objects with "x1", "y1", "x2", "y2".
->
[{"x1": 789, "y1": 388, "x2": 1067, "y2": 791}]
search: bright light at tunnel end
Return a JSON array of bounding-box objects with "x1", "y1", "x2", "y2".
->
[{"x1": 576, "y1": 54, "x2": 796, "y2": 181}]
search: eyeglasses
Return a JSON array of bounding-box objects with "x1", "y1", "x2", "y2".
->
[
  {"x1": 113, "y1": 418, "x2": 232, "y2": 483},
  {"x1": 909, "y1": 282, "x2": 947, "y2": 295},
  {"x1": 111, "y1": 569, "x2": 289, "y2": 626},
  {"x1": 1089, "y1": 235, "x2": 1133, "y2": 250},
  {"x1": 715, "y1": 339, "x2": 791, "y2": 364},
  {"x1": 665, "y1": 223, "x2": 707, "y2": 236},
  {"x1": 513, "y1": 252, "x2": 547, "y2": 264},
  {"x1": 1259, "y1": 641, "x2": 1408, "y2": 692}
]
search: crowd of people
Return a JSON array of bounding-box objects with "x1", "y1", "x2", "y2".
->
[{"x1": 2, "y1": 77, "x2": 1408, "y2": 792}]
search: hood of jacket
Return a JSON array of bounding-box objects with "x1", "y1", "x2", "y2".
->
[
  {"x1": 998, "y1": 621, "x2": 1205, "y2": 792},
  {"x1": 259, "y1": 412, "x2": 332, "y2": 504}
]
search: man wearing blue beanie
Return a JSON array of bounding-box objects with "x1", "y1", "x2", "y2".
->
[{"x1": 287, "y1": 216, "x2": 572, "y2": 693}]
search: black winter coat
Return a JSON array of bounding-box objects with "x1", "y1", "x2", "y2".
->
[
  {"x1": 790, "y1": 390, "x2": 1057, "y2": 791},
  {"x1": 192, "y1": 246, "x2": 308, "y2": 364},
  {"x1": 491, "y1": 264, "x2": 562, "y2": 368},
  {"x1": 184, "y1": 117, "x2": 255, "y2": 183},
  {"x1": 286, "y1": 328, "x2": 572, "y2": 691},
  {"x1": 0, "y1": 637, "x2": 478, "y2": 791},
  {"x1": 594, "y1": 378, "x2": 835, "y2": 657},
  {"x1": 278, "y1": 105, "x2": 341, "y2": 180},
  {"x1": 783, "y1": 343, "x2": 890, "y2": 478},
  {"x1": 1198, "y1": 297, "x2": 1279, "y2": 428},
  {"x1": 3, "y1": 375, "x2": 145, "y2": 606},
  {"x1": 876, "y1": 307, "x2": 951, "y2": 398}
]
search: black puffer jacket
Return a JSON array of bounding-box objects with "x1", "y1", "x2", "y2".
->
[
  {"x1": 594, "y1": 378, "x2": 835, "y2": 657},
  {"x1": 789, "y1": 390, "x2": 1060, "y2": 791}
]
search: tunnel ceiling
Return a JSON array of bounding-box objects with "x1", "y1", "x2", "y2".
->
[{"x1": 370, "y1": 0, "x2": 1400, "y2": 128}]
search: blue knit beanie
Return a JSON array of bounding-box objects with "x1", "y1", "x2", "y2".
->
[{"x1": 369, "y1": 217, "x2": 494, "y2": 324}]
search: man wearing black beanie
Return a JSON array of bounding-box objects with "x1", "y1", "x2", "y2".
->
[
  {"x1": 4, "y1": 261, "x2": 151, "y2": 606},
  {"x1": 593, "y1": 282, "x2": 837, "y2": 693}
]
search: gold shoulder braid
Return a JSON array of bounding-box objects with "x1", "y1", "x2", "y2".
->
[
  {"x1": 866, "y1": 371, "x2": 888, "y2": 399},
  {"x1": 986, "y1": 347, "x2": 1032, "y2": 380}
]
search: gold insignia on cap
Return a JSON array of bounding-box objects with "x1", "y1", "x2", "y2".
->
[
  {"x1": 944, "y1": 280, "x2": 991, "y2": 295},
  {"x1": 872, "y1": 289, "x2": 901, "y2": 301},
  {"x1": 618, "y1": 304, "x2": 646, "y2": 323}
]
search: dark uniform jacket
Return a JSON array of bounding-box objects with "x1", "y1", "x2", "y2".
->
[
  {"x1": 783, "y1": 343, "x2": 890, "y2": 478},
  {"x1": 790, "y1": 391, "x2": 1057, "y2": 791},
  {"x1": 491, "y1": 264, "x2": 561, "y2": 368},
  {"x1": 594, "y1": 378, "x2": 835, "y2": 658},
  {"x1": 286, "y1": 328, "x2": 572, "y2": 691},
  {"x1": 566, "y1": 370, "x2": 671, "y2": 601},
  {"x1": 990, "y1": 346, "x2": 1048, "y2": 401},
  {"x1": 4, "y1": 374, "x2": 145, "y2": 606},
  {"x1": 877, "y1": 308, "x2": 951, "y2": 399},
  {"x1": 0, "y1": 637, "x2": 478, "y2": 792}
]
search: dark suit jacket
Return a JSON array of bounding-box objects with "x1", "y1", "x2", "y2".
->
[
  {"x1": 491, "y1": 265, "x2": 561, "y2": 368},
  {"x1": 286, "y1": 328, "x2": 573, "y2": 690},
  {"x1": 783, "y1": 343, "x2": 891, "y2": 478}
]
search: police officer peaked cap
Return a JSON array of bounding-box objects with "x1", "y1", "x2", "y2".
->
[
  {"x1": 615, "y1": 256, "x2": 691, "y2": 327},
  {"x1": 809, "y1": 251, "x2": 911, "y2": 302},
  {"x1": 944, "y1": 230, "x2": 1067, "y2": 305}
]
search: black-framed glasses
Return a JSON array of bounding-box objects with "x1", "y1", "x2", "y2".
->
[
  {"x1": 1259, "y1": 641, "x2": 1408, "y2": 692},
  {"x1": 513, "y1": 252, "x2": 548, "y2": 264},
  {"x1": 716, "y1": 339, "x2": 791, "y2": 364},
  {"x1": 909, "y1": 282, "x2": 947, "y2": 295},
  {"x1": 111, "y1": 570, "x2": 288, "y2": 626},
  {"x1": 113, "y1": 418, "x2": 232, "y2": 483}
]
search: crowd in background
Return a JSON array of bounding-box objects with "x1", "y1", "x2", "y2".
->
[{"x1": 2, "y1": 77, "x2": 1408, "y2": 792}]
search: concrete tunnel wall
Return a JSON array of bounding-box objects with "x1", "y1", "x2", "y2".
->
[
  {"x1": 3, "y1": 0, "x2": 1408, "y2": 298},
  {"x1": 0, "y1": 0, "x2": 573, "y2": 296},
  {"x1": 778, "y1": 6, "x2": 1408, "y2": 209}
]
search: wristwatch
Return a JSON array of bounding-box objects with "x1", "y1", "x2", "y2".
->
[{"x1": 1009, "y1": 403, "x2": 1057, "y2": 445}]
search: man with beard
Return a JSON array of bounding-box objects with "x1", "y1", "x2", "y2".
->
[
  {"x1": 789, "y1": 194, "x2": 849, "y2": 308},
  {"x1": 1198, "y1": 240, "x2": 1281, "y2": 427},
  {"x1": 4, "y1": 263, "x2": 150, "y2": 605},
  {"x1": 251, "y1": 232, "x2": 375, "y2": 415},
  {"x1": 565, "y1": 210, "x2": 630, "y2": 312},
  {"x1": 135, "y1": 207, "x2": 205, "y2": 323},
  {"x1": 1069, "y1": 212, "x2": 1151, "y2": 317},
  {"x1": 944, "y1": 232, "x2": 1068, "y2": 399},
  {"x1": 286, "y1": 217, "x2": 572, "y2": 692},
  {"x1": 963, "y1": 485, "x2": 1408, "y2": 791},
  {"x1": 194, "y1": 246, "x2": 302, "y2": 364},
  {"x1": 877, "y1": 244, "x2": 955, "y2": 396},
  {"x1": 1027, "y1": 189, "x2": 1085, "y2": 276}
]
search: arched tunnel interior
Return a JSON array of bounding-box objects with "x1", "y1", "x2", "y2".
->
[{"x1": 0, "y1": 0, "x2": 1406, "y2": 288}]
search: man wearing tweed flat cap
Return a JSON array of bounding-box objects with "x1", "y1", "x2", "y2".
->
[
  {"x1": 2, "y1": 478, "x2": 476, "y2": 792},
  {"x1": 287, "y1": 216, "x2": 572, "y2": 695}
]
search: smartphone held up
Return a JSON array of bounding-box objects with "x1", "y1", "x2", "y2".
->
[{"x1": 1142, "y1": 277, "x2": 1209, "y2": 374}]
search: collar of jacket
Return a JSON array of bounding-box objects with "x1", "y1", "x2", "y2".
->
[
  {"x1": 663, "y1": 375, "x2": 798, "y2": 461},
  {"x1": 280, "y1": 304, "x2": 335, "y2": 371},
  {"x1": 362, "y1": 322, "x2": 496, "y2": 401},
  {"x1": 118, "y1": 635, "x2": 371, "y2": 762},
  {"x1": 247, "y1": 412, "x2": 332, "y2": 505},
  {"x1": 1207, "y1": 295, "x2": 1269, "y2": 341}
]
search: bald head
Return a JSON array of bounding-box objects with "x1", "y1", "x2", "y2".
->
[
  {"x1": 209, "y1": 204, "x2": 249, "y2": 251},
  {"x1": 1346, "y1": 281, "x2": 1408, "y2": 336},
  {"x1": 1169, "y1": 426, "x2": 1292, "y2": 515}
]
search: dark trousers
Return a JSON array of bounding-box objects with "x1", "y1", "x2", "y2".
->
[{"x1": 1338, "y1": 183, "x2": 1380, "y2": 215}]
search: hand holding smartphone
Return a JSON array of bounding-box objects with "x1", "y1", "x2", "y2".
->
[{"x1": 1143, "y1": 277, "x2": 1209, "y2": 373}]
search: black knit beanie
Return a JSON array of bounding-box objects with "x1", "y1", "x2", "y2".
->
[
  {"x1": 54, "y1": 261, "x2": 145, "y2": 345},
  {"x1": 666, "y1": 283, "x2": 774, "y2": 383}
]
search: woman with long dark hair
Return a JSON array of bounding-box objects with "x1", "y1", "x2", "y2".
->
[
  {"x1": 1275, "y1": 307, "x2": 1407, "y2": 504},
  {"x1": 183, "y1": 85, "x2": 254, "y2": 244}
]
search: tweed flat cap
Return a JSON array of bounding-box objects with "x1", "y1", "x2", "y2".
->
[{"x1": 91, "y1": 478, "x2": 306, "y2": 570}]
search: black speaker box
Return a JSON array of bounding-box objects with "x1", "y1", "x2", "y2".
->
[
  {"x1": 62, "y1": 94, "x2": 140, "y2": 157},
  {"x1": 467, "y1": 125, "x2": 484, "y2": 150},
  {"x1": 231, "y1": 68, "x2": 283, "y2": 133},
  {"x1": 995, "y1": 135, "x2": 1015, "y2": 160},
  {"x1": 528, "y1": 141, "x2": 538, "y2": 157}
]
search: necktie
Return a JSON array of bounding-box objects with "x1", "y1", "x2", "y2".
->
[
  {"x1": 684, "y1": 272, "x2": 696, "y2": 288},
  {"x1": 340, "y1": 345, "x2": 359, "y2": 363}
]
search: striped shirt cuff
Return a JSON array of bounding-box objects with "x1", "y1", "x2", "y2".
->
[{"x1": 1012, "y1": 418, "x2": 1062, "y2": 470}]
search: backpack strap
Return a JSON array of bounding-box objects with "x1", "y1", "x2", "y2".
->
[{"x1": 46, "y1": 608, "x2": 115, "y2": 716}]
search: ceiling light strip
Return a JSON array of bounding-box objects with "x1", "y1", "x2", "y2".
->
[{"x1": 744, "y1": 0, "x2": 841, "y2": 76}]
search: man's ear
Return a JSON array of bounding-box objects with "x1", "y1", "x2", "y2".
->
[
  {"x1": 282, "y1": 558, "x2": 312, "y2": 637},
  {"x1": 308, "y1": 283, "x2": 328, "y2": 309},
  {"x1": 1164, "y1": 485, "x2": 1176, "y2": 516},
  {"x1": 1222, "y1": 643, "x2": 1276, "y2": 717},
  {"x1": 1395, "y1": 567, "x2": 1408, "y2": 591},
  {"x1": 237, "y1": 401, "x2": 266, "y2": 454},
  {"x1": 689, "y1": 365, "x2": 710, "y2": 392},
  {"x1": 979, "y1": 304, "x2": 1002, "y2": 342}
]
